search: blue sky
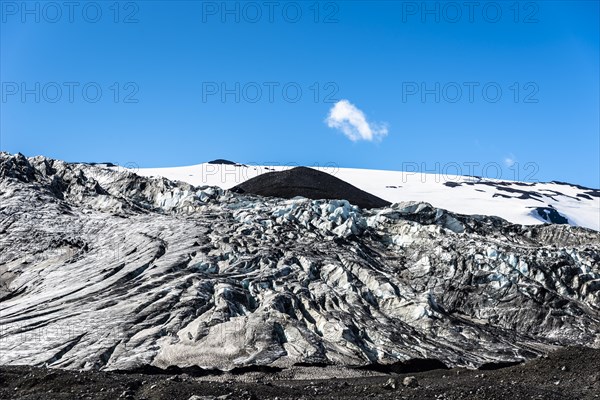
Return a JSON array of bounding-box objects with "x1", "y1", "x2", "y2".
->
[{"x1": 1, "y1": 1, "x2": 599, "y2": 187}]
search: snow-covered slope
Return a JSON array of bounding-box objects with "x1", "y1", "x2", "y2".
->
[{"x1": 134, "y1": 163, "x2": 600, "y2": 231}]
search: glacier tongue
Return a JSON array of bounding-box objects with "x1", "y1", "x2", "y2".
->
[{"x1": 0, "y1": 152, "x2": 599, "y2": 372}]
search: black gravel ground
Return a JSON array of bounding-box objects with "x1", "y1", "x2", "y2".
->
[{"x1": 1, "y1": 347, "x2": 599, "y2": 400}]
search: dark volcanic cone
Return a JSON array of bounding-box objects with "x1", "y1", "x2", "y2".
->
[
  {"x1": 231, "y1": 166, "x2": 391, "y2": 209},
  {"x1": 208, "y1": 159, "x2": 237, "y2": 165}
]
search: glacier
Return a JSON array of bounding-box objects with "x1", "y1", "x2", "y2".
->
[{"x1": 0, "y1": 152, "x2": 599, "y2": 373}]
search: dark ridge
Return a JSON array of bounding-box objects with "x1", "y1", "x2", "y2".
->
[
  {"x1": 443, "y1": 182, "x2": 461, "y2": 188},
  {"x1": 115, "y1": 365, "x2": 223, "y2": 377},
  {"x1": 464, "y1": 181, "x2": 535, "y2": 188},
  {"x1": 293, "y1": 362, "x2": 332, "y2": 368},
  {"x1": 115, "y1": 364, "x2": 284, "y2": 377},
  {"x1": 208, "y1": 159, "x2": 237, "y2": 165},
  {"x1": 534, "y1": 207, "x2": 569, "y2": 225},
  {"x1": 585, "y1": 190, "x2": 600, "y2": 198},
  {"x1": 577, "y1": 193, "x2": 594, "y2": 200},
  {"x1": 550, "y1": 180, "x2": 599, "y2": 191},
  {"x1": 231, "y1": 166, "x2": 391, "y2": 209},
  {"x1": 355, "y1": 358, "x2": 449, "y2": 374},
  {"x1": 478, "y1": 360, "x2": 524, "y2": 370},
  {"x1": 229, "y1": 365, "x2": 284, "y2": 375},
  {"x1": 81, "y1": 162, "x2": 117, "y2": 167},
  {"x1": 0, "y1": 286, "x2": 27, "y2": 302}
]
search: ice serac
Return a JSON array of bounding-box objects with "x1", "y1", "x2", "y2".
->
[{"x1": 0, "y1": 152, "x2": 599, "y2": 373}]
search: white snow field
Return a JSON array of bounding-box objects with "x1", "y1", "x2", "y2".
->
[{"x1": 134, "y1": 163, "x2": 600, "y2": 231}]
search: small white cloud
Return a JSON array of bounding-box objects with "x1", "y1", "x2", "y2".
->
[
  {"x1": 504, "y1": 155, "x2": 516, "y2": 167},
  {"x1": 325, "y1": 100, "x2": 388, "y2": 142}
]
